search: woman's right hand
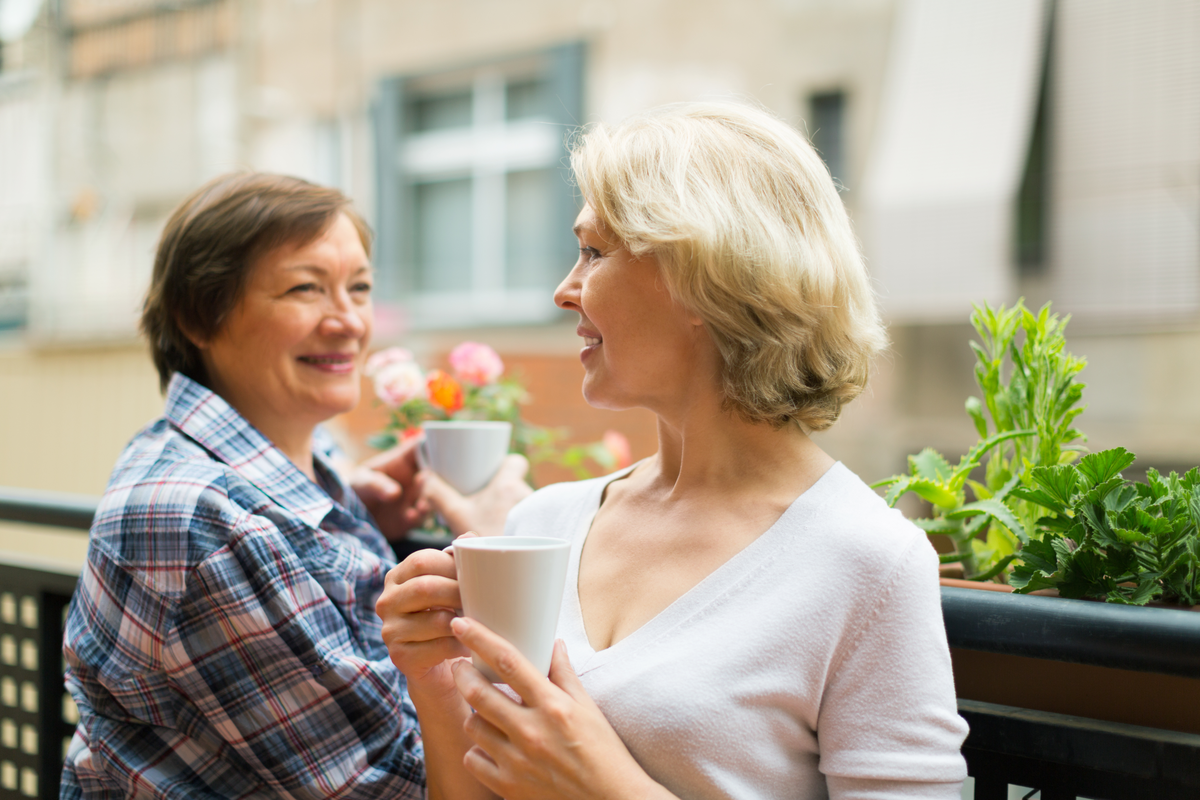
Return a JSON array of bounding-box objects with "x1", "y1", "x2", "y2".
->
[{"x1": 376, "y1": 545, "x2": 472, "y2": 698}]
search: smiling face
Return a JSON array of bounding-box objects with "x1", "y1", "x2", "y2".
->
[
  {"x1": 196, "y1": 212, "x2": 373, "y2": 446},
  {"x1": 554, "y1": 204, "x2": 718, "y2": 416}
]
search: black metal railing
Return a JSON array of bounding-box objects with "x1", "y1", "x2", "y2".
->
[
  {"x1": 3, "y1": 487, "x2": 1200, "y2": 799},
  {"x1": 0, "y1": 488, "x2": 93, "y2": 800},
  {"x1": 943, "y1": 586, "x2": 1200, "y2": 800}
]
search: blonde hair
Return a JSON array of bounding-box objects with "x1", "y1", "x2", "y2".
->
[{"x1": 570, "y1": 101, "x2": 886, "y2": 431}]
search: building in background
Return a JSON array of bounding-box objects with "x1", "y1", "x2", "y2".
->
[{"x1": 0, "y1": 0, "x2": 1197, "y2": 507}]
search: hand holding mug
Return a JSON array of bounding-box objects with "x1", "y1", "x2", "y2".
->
[{"x1": 376, "y1": 544, "x2": 472, "y2": 698}]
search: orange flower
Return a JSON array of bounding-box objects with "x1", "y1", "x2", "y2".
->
[{"x1": 426, "y1": 369, "x2": 464, "y2": 414}]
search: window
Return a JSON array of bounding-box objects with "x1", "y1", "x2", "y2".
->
[
  {"x1": 1015, "y1": 28, "x2": 1050, "y2": 274},
  {"x1": 374, "y1": 44, "x2": 585, "y2": 329},
  {"x1": 809, "y1": 90, "x2": 847, "y2": 190}
]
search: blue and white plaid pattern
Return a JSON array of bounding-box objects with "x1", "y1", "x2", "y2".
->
[{"x1": 62, "y1": 373, "x2": 424, "y2": 799}]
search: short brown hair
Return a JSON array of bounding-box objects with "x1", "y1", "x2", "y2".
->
[{"x1": 142, "y1": 172, "x2": 372, "y2": 391}]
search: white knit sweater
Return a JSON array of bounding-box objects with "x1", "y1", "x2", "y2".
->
[{"x1": 505, "y1": 462, "x2": 968, "y2": 800}]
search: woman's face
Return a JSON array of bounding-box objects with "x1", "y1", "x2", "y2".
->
[
  {"x1": 197, "y1": 212, "x2": 373, "y2": 438},
  {"x1": 554, "y1": 204, "x2": 716, "y2": 415}
]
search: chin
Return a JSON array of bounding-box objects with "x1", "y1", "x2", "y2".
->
[
  {"x1": 581, "y1": 382, "x2": 632, "y2": 412},
  {"x1": 311, "y1": 389, "x2": 361, "y2": 420}
]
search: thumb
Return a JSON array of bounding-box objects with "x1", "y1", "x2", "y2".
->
[
  {"x1": 420, "y1": 469, "x2": 471, "y2": 529},
  {"x1": 353, "y1": 467, "x2": 402, "y2": 504},
  {"x1": 547, "y1": 639, "x2": 591, "y2": 704},
  {"x1": 492, "y1": 453, "x2": 530, "y2": 485}
]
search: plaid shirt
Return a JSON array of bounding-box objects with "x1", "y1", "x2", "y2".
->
[{"x1": 62, "y1": 373, "x2": 424, "y2": 799}]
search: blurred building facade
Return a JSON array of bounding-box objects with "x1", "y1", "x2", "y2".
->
[{"x1": 0, "y1": 0, "x2": 1197, "y2": 500}]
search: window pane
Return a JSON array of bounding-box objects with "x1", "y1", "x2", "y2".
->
[
  {"x1": 415, "y1": 178, "x2": 472, "y2": 292},
  {"x1": 809, "y1": 91, "x2": 846, "y2": 188},
  {"x1": 506, "y1": 79, "x2": 548, "y2": 121},
  {"x1": 506, "y1": 168, "x2": 558, "y2": 288},
  {"x1": 411, "y1": 90, "x2": 472, "y2": 132}
]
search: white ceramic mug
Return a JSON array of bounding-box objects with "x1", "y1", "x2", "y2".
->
[
  {"x1": 419, "y1": 420, "x2": 513, "y2": 495},
  {"x1": 452, "y1": 536, "x2": 571, "y2": 682}
]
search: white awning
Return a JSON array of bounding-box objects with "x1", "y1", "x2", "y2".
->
[{"x1": 861, "y1": 0, "x2": 1049, "y2": 323}]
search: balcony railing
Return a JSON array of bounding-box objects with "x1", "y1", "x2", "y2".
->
[
  {"x1": 0, "y1": 488, "x2": 91, "y2": 800},
  {"x1": 1, "y1": 486, "x2": 1199, "y2": 799}
]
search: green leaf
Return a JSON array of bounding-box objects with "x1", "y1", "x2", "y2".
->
[
  {"x1": 909, "y1": 478, "x2": 960, "y2": 510},
  {"x1": 880, "y1": 476, "x2": 913, "y2": 508},
  {"x1": 946, "y1": 498, "x2": 1027, "y2": 544},
  {"x1": 909, "y1": 448, "x2": 954, "y2": 482},
  {"x1": 367, "y1": 431, "x2": 398, "y2": 450},
  {"x1": 939, "y1": 552, "x2": 970, "y2": 564},
  {"x1": 1077, "y1": 447, "x2": 1137, "y2": 489},
  {"x1": 1029, "y1": 464, "x2": 1081, "y2": 508},
  {"x1": 966, "y1": 479, "x2": 993, "y2": 501},
  {"x1": 912, "y1": 518, "x2": 961, "y2": 535},
  {"x1": 960, "y1": 428, "x2": 1036, "y2": 470},
  {"x1": 965, "y1": 396, "x2": 988, "y2": 438},
  {"x1": 968, "y1": 555, "x2": 1017, "y2": 582},
  {"x1": 1009, "y1": 486, "x2": 1068, "y2": 515}
]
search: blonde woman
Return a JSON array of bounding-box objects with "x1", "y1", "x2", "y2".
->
[{"x1": 377, "y1": 102, "x2": 969, "y2": 800}]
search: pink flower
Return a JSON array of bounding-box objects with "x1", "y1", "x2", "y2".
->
[
  {"x1": 603, "y1": 430, "x2": 633, "y2": 469},
  {"x1": 374, "y1": 360, "x2": 426, "y2": 408},
  {"x1": 365, "y1": 347, "x2": 415, "y2": 378},
  {"x1": 448, "y1": 341, "x2": 504, "y2": 386}
]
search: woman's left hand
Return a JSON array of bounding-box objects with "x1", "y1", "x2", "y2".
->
[{"x1": 449, "y1": 617, "x2": 677, "y2": 800}]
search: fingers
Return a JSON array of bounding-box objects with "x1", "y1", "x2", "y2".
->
[
  {"x1": 362, "y1": 438, "x2": 421, "y2": 483},
  {"x1": 351, "y1": 467, "x2": 402, "y2": 504},
  {"x1": 387, "y1": 547, "x2": 458, "y2": 587},
  {"x1": 450, "y1": 617, "x2": 550, "y2": 707},
  {"x1": 547, "y1": 639, "x2": 592, "y2": 705},
  {"x1": 492, "y1": 453, "x2": 531, "y2": 485},
  {"x1": 420, "y1": 470, "x2": 471, "y2": 528},
  {"x1": 462, "y1": 745, "x2": 505, "y2": 795}
]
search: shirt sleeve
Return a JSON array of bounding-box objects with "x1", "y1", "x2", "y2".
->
[
  {"x1": 162, "y1": 508, "x2": 425, "y2": 800},
  {"x1": 817, "y1": 537, "x2": 969, "y2": 800}
]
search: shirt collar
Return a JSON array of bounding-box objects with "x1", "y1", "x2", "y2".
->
[{"x1": 163, "y1": 372, "x2": 335, "y2": 530}]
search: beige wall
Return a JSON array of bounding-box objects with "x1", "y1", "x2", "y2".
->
[{"x1": 0, "y1": 342, "x2": 163, "y2": 495}]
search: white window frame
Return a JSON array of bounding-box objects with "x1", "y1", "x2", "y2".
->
[{"x1": 374, "y1": 44, "x2": 584, "y2": 331}]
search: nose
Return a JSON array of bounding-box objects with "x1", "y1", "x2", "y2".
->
[
  {"x1": 319, "y1": 292, "x2": 368, "y2": 339},
  {"x1": 554, "y1": 261, "x2": 583, "y2": 312}
]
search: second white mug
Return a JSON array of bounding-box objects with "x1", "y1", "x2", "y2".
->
[{"x1": 419, "y1": 420, "x2": 513, "y2": 495}]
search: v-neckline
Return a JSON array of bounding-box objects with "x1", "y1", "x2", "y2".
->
[{"x1": 562, "y1": 462, "x2": 846, "y2": 674}]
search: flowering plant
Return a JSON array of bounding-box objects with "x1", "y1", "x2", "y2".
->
[{"x1": 366, "y1": 342, "x2": 632, "y2": 481}]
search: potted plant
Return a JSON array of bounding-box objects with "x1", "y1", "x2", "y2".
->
[{"x1": 874, "y1": 301, "x2": 1200, "y2": 736}]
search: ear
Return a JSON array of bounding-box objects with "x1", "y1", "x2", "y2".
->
[{"x1": 177, "y1": 321, "x2": 209, "y2": 351}]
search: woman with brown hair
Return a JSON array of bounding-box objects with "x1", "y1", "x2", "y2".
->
[{"x1": 60, "y1": 172, "x2": 529, "y2": 798}]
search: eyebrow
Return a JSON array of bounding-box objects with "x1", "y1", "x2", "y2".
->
[{"x1": 283, "y1": 264, "x2": 373, "y2": 276}]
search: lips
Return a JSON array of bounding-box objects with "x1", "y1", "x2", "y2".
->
[{"x1": 298, "y1": 354, "x2": 357, "y2": 373}]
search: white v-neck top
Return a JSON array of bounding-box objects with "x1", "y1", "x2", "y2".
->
[{"x1": 505, "y1": 462, "x2": 968, "y2": 800}]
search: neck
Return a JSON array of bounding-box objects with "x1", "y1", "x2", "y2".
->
[
  {"x1": 647, "y1": 393, "x2": 833, "y2": 500},
  {"x1": 268, "y1": 427, "x2": 318, "y2": 481},
  {"x1": 203, "y1": 375, "x2": 319, "y2": 481},
  {"x1": 243, "y1": 410, "x2": 317, "y2": 480}
]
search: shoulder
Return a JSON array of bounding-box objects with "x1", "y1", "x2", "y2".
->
[
  {"x1": 505, "y1": 469, "x2": 624, "y2": 537},
  {"x1": 89, "y1": 420, "x2": 250, "y2": 586},
  {"x1": 791, "y1": 463, "x2": 938, "y2": 589}
]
